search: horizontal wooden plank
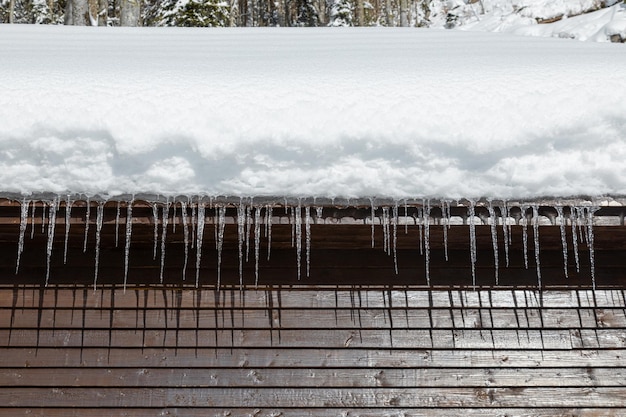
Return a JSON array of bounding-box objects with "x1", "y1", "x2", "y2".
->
[
  {"x1": 2, "y1": 288, "x2": 625, "y2": 309},
  {"x1": 1, "y1": 408, "x2": 624, "y2": 417},
  {"x1": 2, "y1": 367, "x2": 626, "y2": 388},
  {"x1": 3, "y1": 387, "x2": 626, "y2": 407},
  {"x1": 2, "y1": 348, "x2": 624, "y2": 368},
  {"x1": 3, "y1": 328, "x2": 618, "y2": 349},
  {"x1": 2, "y1": 307, "x2": 620, "y2": 330}
]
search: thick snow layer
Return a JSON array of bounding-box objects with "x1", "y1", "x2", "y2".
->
[
  {"x1": 450, "y1": 1, "x2": 626, "y2": 42},
  {"x1": 1, "y1": 25, "x2": 625, "y2": 200}
]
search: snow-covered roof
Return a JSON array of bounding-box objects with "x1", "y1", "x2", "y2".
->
[{"x1": 1, "y1": 25, "x2": 626, "y2": 201}]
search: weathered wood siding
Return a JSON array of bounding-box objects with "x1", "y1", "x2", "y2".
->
[{"x1": 1, "y1": 286, "x2": 626, "y2": 416}]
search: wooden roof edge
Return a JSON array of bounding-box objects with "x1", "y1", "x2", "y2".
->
[{"x1": 0, "y1": 193, "x2": 625, "y2": 208}]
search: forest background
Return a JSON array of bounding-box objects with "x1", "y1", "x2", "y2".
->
[{"x1": 1, "y1": 0, "x2": 624, "y2": 30}]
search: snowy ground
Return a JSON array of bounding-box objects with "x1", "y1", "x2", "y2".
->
[
  {"x1": 437, "y1": 0, "x2": 626, "y2": 42},
  {"x1": 1, "y1": 25, "x2": 625, "y2": 201}
]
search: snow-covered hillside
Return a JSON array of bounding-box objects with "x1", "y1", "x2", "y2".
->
[
  {"x1": 1, "y1": 25, "x2": 625, "y2": 201},
  {"x1": 440, "y1": 0, "x2": 626, "y2": 42}
]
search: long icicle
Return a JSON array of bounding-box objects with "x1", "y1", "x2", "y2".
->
[
  {"x1": 442, "y1": 200, "x2": 449, "y2": 262},
  {"x1": 424, "y1": 199, "x2": 430, "y2": 286},
  {"x1": 392, "y1": 202, "x2": 398, "y2": 275},
  {"x1": 93, "y1": 202, "x2": 104, "y2": 291},
  {"x1": 305, "y1": 206, "x2": 311, "y2": 278},
  {"x1": 522, "y1": 206, "x2": 529, "y2": 270},
  {"x1": 152, "y1": 203, "x2": 159, "y2": 260},
  {"x1": 45, "y1": 198, "x2": 58, "y2": 286},
  {"x1": 195, "y1": 202, "x2": 206, "y2": 288},
  {"x1": 160, "y1": 200, "x2": 170, "y2": 283},
  {"x1": 370, "y1": 198, "x2": 376, "y2": 248},
  {"x1": 587, "y1": 207, "x2": 597, "y2": 290},
  {"x1": 16, "y1": 198, "x2": 29, "y2": 274},
  {"x1": 266, "y1": 205, "x2": 273, "y2": 261},
  {"x1": 571, "y1": 207, "x2": 581, "y2": 273},
  {"x1": 237, "y1": 201, "x2": 245, "y2": 288},
  {"x1": 216, "y1": 204, "x2": 225, "y2": 288},
  {"x1": 123, "y1": 200, "x2": 133, "y2": 292},
  {"x1": 468, "y1": 201, "x2": 477, "y2": 290},
  {"x1": 295, "y1": 202, "x2": 302, "y2": 280},
  {"x1": 63, "y1": 196, "x2": 72, "y2": 264},
  {"x1": 181, "y1": 201, "x2": 189, "y2": 281},
  {"x1": 502, "y1": 201, "x2": 510, "y2": 268},
  {"x1": 83, "y1": 198, "x2": 90, "y2": 253},
  {"x1": 254, "y1": 206, "x2": 261, "y2": 287},
  {"x1": 488, "y1": 202, "x2": 499, "y2": 285},
  {"x1": 532, "y1": 205, "x2": 542, "y2": 290},
  {"x1": 115, "y1": 201, "x2": 121, "y2": 247},
  {"x1": 556, "y1": 205, "x2": 569, "y2": 279}
]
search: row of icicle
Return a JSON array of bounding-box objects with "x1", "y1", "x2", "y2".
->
[{"x1": 13, "y1": 197, "x2": 600, "y2": 291}]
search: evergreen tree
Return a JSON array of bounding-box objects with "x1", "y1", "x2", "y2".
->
[
  {"x1": 295, "y1": 0, "x2": 317, "y2": 26},
  {"x1": 156, "y1": 0, "x2": 230, "y2": 26},
  {"x1": 328, "y1": 0, "x2": 352, "y2": 26}
]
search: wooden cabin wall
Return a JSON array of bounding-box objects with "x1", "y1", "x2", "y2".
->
[{"x1": 2, "y1": 285, "x2": 626, "y2": 416}]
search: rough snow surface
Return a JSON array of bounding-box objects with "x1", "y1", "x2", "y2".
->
[{"x1": 1, "y1": 25, "x2": 626, "y2": 200}]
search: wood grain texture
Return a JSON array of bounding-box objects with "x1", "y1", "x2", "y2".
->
[{"x1": 1, "y1": 286, "x2": 626, "y2": 415}]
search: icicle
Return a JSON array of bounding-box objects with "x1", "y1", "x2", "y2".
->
[
  {"x1": 93, "y1": 202, "x2": 104, "y2": 290},
  {"x1": 522, "y1": 206, "x2": 529, "y2": 270},
  {"x1": 30, "y1": 201, "x2": 36, "y2": 240},
  {"x1": 488, "y1": 202, "x2": 499, "y2": 285},
  {"x1": 295, "y1": 202, "x2": 302, "y2": 280},
  {"x1": 502, "y1": 201, "x2": 510, "y2": 268},
  {"x1": 392, "y1": 203, "x2": 398, "y2": 275},
  {"x1": 468, "y1": 202, "x2": 477, "y2": 289},
  {"x1": 41, "y1": 202, "x2": 47, "y2": 234},
  {"x1": 123, "y1": 200, "x2": 133, "y2": 291},
  {"x1": 305, "y1": 206, "x2": 311, "y2": 278},
  {"x1": 316, "y1": 206, "x2": 323, "y2": 223},
  {"x1": 63, "y1": 196, "x2": 72, "y2": 264},
  {"x1": 215, "y1": 204, "x2": 226, "y2": 288},
  {"x1": 236, "y1": 201, "x2": 246, "y2": 288},
  {"x1": 152, "y1": 203, "x2": 159, "y2": 260},
  {"x1": 16, "y1": 198, "x2": 29, "y2": 274},
  {"x1": 172, "y1": 202, "x2": 177, "y2": 233},
  {"x1": 83, "y1": 199, "x2": 90, "y2": 253},
  {"x1": 418, "y1": 208, "x2": 423, "y2": 256},
  {"x1": 181, "y1": 201, "x2": 189, "y2": 281},
  {"x1": 289, "y1": 205, "x2": 295, "y2": 248},
  {"x1": 571, "y1": 207, "x2": 581, "y2": 273},
  {"x1": 587, "y1": 208, "x2": 597, "y2": 290},
  {"x1": 160, "y1": 201, "x2": 171, "y2": 283},
  {"x1": 190, "y1": 201, "x2": 196, "y2": 250},
  {"x1": 245, "y1": 204, "x2": 251, "y2": 263},
  {"x1": 441, "y1": 200, "x2": 449, "y2": 262},
  {"x1": 115, "y1": 201, "x2": 121, "y2": 248},
  {"x1": 532, "y1": 205, "x2": 541, "y2": 290},
  {"x1": 404, "y1": 200, "x2": 409, "y2": 234},
  {"x1": 424, "y1": 200, "x2": 431, "y2": 286},
  {"x1": 266, "y1": 205, "x2": 273, "y2": 261},
  {"x1": 254, "y1": 206, "x2": 261, "y2": 286},
  {"x1": 381, "y1": 207, "x2": 390, "y2": 255},
  {"x1": 195, "y1": 202, "x2": 206, "y2": 287},
  {"x1": 556, "y1": 206, "x2": 569, "y2": 279},
  {"x1": 370, "y1": 198, "x2": 376, "y2": 249},
  {"x1": 45, "y1": 198, "x2": 59, "y2": 286}
]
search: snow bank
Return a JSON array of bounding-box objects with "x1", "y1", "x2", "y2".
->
[
  {"x1": 1, "y1": 25, "x2": 625, "y2": 200},
  {"x1": 452, "y1": 1, "x2": 626, "y2": 42}
]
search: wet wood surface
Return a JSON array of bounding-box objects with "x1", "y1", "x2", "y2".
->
[{"x1": 1, "y1": 286, "x2": 626, "y2": 416}]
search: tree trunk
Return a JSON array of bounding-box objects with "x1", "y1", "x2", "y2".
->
[
  {"x1": 98, "y1": 0, "x2": 108, "y2": 25},
  {"x1": 246, "y1": 0, "x2": 253, "y2": 26},
  {"x1": 399, "y1": 0, "x2": 408, "y2": 26},
  {"x1": 8, "y1": 0, "x2": 15, "y2": 23},
  {"x1": 68, "y1": 0, "x2": 91, "y2": 25},
  {"x1": 120, "y1": 0, "x2": 140, "y2": 26},
  {"x1": 356, "y1": 0, "x2": 364, "y2": 25},
  {"x1": 385, "y1": 0, "x2": 393, "y2": 26}
]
